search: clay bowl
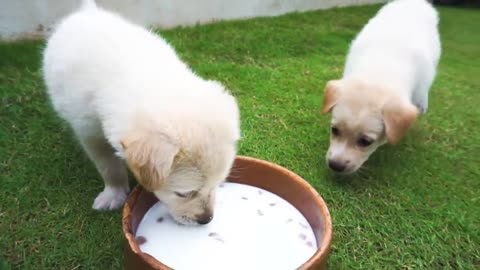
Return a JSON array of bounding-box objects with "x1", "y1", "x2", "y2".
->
[{"x1": 123, "y1": 156, "x2": 333, "y2": 270}]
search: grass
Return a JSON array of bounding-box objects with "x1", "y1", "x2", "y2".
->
[{"x1": 1, "y1": 4, "x2": 479, "y2": 269}]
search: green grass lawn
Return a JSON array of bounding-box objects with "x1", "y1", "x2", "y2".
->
[{"x1": 1, "y1": 4, "x2": 479, "y2": 269}]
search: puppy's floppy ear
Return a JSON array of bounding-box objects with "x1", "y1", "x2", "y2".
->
[
  {"x1": 121, "y1": 132, "x2": 179, "y2": 191},
  {"x1": 321, "y1": 80, "x2": 342, "y2": 114},
  {"x1": 382, "y1": 98, "x2": 418, "y2": 144}
]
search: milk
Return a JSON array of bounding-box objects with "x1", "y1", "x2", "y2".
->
[{"x1": 135, "y1": 183, "x2": 317, "y2": 270}]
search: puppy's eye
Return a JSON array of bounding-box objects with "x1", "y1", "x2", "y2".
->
[
  {"x1": 331, "y1": 126, "x2": 340, "y2": 136},
  {"x1": 174, "y1": 191, "x2": 198, "y2": 198},
  {"x1": 174, "y1": 192, "x2": 188, "y2": 198},
  {"x1": 357, "y1": 137, "x2": 374, "y2": 147}
]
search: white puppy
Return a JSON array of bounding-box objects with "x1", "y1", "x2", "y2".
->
[
  {"x1": 321, "y1": 0, "x2": 441, "y2": 174},
  {"x1": 43, "y1": 0, "x2": 240, "y2": 225}
]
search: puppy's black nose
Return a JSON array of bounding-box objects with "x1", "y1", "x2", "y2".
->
[
  {"x1": 328, "y1": 160, "x2": 346, "y2": 172},
  {"x1": 196, "y1": 213, "x2": 213, "y2": 225}
]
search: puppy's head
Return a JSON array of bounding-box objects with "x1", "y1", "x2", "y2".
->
[
  {"x1": 321, "y1": 79, "x2": 418, "y2": 174},
  {"x1": 122, "y1": 83, "x2": 240, "y2": 225}
]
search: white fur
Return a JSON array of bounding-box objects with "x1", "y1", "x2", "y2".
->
[
  {"x1": 344, "y1": 0, "x2": 441, "y2": 113},
  {"x1": 43, "y1": 1, "x2": 240, "y2": 219}
]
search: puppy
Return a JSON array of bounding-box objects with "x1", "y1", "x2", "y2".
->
[
  {"x1": 43, "y1": 0, "x2": 240, "y2": 225},
  {"x1": 321, "y1": 0, "x2": 441, "y2": 174}
]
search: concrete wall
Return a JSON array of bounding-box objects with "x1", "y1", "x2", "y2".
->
[{"x1": 0, "y1": 0, "x2": 386, "y2": 40}]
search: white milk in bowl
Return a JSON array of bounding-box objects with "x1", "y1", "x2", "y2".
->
[{"x1": 135, "y1": 182, "x2": 318, "y2": 270}]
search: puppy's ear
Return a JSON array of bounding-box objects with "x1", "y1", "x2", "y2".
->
[
  {"x1": 321, "y1": 80, "x2": 342, "y2": 114},
  {"x1": 382, "y1": 98, "x2": 418, "y2": 144},
  {"x1": 121, "y1": 132, "x2": 179, "y2": 191}
]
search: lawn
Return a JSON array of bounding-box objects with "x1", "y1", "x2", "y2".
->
[{"x1": 1, "y1": 4, "x2": 479, "y2": 270}]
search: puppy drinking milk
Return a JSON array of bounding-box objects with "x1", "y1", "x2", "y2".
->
[
  {"x1": 43, "y1": 0, "x2": 240, "y2": 225},
  {"x1": 321, "y1": 0, "x2": 441, "y2": 174}
]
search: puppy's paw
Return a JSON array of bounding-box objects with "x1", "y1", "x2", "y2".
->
[
  {"x1": 92, "y1": 186, "x2": 129, "y2": 210},
  {"x1": 417, "y1": 104, "x2": 428, "y2": 114},
  {"x1": 415, "y1": 99, "x2": 428, "y2": 114}
]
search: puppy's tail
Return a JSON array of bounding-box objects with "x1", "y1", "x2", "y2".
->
[{"x1": 80, "y1": 0, "x2": 97, "y2": 10}]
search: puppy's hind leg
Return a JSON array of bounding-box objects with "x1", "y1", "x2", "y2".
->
[{"x1": 79, "y1": 135, "x2": 130, "y2": 210}]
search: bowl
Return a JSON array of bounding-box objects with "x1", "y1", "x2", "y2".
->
[{"x1": 122, "y1": 156, "x2": 333, "y2": 270}]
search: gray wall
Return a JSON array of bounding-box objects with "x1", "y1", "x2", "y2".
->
[{"x1": 0, "y1": 0, "x2": 387, "y2": 40}]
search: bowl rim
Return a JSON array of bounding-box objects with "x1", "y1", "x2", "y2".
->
[{"x1": 123, "y1": 155, "x2": 333, "y2": 269}]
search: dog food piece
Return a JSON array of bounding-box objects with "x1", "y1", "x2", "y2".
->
[
  {"x1": 299, "y1": 222, "x2": 308, "y2": 229},
  {"x1": 241, "y1": 196, "x2": 248, "y2": 200},
  {"x1": 157, "y1": 217, "x2": 164, "y2": 223},
  {"x1": 136, "y1": 236, "x2": 147, "y2": 245},
  {"x1": 208, "y1": 232, "x2": 224, "y2": 243},
  {"x1": 269, "y1": 203, "x2": 276, "y2": 207},
  {"x1": 257, "y1": 209, "x2": 264, "y2": 216},
  {"x1": 299, "y1": 233, "x2": 307, "y2": 240}
]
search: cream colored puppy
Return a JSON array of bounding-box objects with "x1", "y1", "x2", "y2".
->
[
  {"x1": 321, "y1": 0, "x2": 440, "y2": 174},
  {"x1": 43, "y1": 0, "x2": 240, "y2": 225}
]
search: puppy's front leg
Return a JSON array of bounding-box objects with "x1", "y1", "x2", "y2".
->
[
  {"x1": 79, "y1": 136, "x2": 130, "y2": 210},
  {"x1": 413, "y1": 88, "x2": 429, "y2": 114},
  {"x1": 413, "y1": 68, "x2": 436, "y2": 114}
]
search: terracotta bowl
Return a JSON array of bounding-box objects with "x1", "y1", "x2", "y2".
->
[{"x1": 122, "y1": 156, "x2": 333, "y2": 270}]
